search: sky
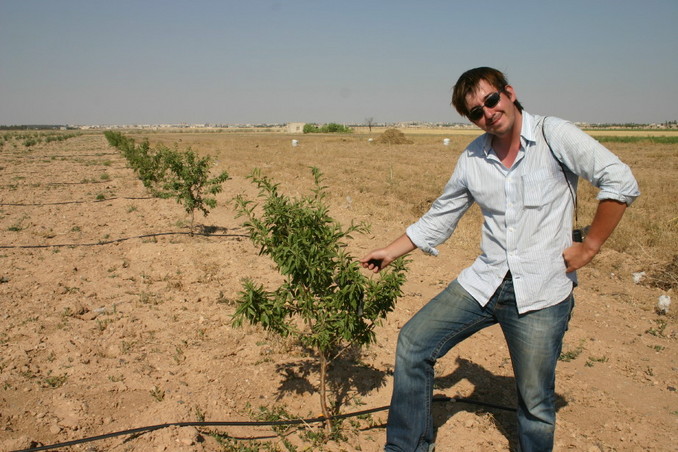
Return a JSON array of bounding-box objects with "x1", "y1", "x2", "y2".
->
[{"x1": 1, "y1": 0, "x2": 677, "y2": 126}]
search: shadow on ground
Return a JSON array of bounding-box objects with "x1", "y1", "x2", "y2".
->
[{"x1": 432, "y1": 357, "x2": 568, "y2": 449}]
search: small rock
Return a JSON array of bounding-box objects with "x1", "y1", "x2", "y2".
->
[
  {"x1": 177, "y1": 426, "x2": 202, "y2": 446},
  {"x1": 70, "y1": 301, "x2": 88, "y2": 316},
  {"x1": 3, "y1": 436, "x2": 33, "y2": 451},
  {"x1": 79, "y1": 311, "x2": 100, "y2": 321}
]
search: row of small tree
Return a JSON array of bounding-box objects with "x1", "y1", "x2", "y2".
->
[
  {"x1": 1, "y1": 131, "x2": 81, "y2": 149},
  {"x1": 105, "y1": 131, "x2": 409, "y2": 437},
  {"x1": 104, "y1": 131, "x2": 229, "y2": 233}
]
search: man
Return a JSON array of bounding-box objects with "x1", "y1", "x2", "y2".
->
[{"x1": 360, "y1": 67, "x2": 640, "y2": 452}]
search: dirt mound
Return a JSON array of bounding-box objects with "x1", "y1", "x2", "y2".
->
[{"x1": 374, "y1": 128, "x2": 413, "y2": 145}]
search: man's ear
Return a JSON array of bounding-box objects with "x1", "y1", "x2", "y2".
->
[{"x1": 504, "y1": 84, "x2": 517, "y2": 102}]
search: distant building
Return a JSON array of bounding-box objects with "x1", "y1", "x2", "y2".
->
[{"x1": 287, "y1": 122, "x2": 305, "y2": 134}]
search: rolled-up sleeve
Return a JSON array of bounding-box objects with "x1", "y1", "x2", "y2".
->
[
  {"x1": 548, "y1": 120, "x2": 640, "y2": 206},
  {"x1": 594, "y1": 160, "x2": 640, "y2": 206}
]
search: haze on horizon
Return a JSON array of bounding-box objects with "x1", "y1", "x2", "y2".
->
[{"x1": 1, "y1": 0, "x2": 677, "y2": 127}]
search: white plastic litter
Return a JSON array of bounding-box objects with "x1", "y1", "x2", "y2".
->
[
  {"x1": 632, "y1": 272, "x2": 646, "y2": 284},
  {"x1": 657, "y1": 295, "x2": 671, "y2": 314}
]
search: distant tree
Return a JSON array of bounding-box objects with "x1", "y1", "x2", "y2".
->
[
  {"x1": 321, "y1": 123, "x2": 352, "y2": 133},
  {"x1": 365, "y1": 117, "x2": 375, "y2": 133},
  {"x1": 303, "y1": 123, "x2": 352, "y2": 134},
  {"x1": 303, "y1": 123, "x2": 320, "y2": 134}
]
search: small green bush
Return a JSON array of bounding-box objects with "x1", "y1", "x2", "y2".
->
[
  {"x1": 303, "y1": 123, "x2": 353, "y2": 134},
  {"x1": 303, "y1": 123, "x2": 320, "y2": 134},
  {"x1": 232, "y1": 167, "x2": 407, "y2": 432},
  {"x1": 162, "y1": 148, "x2": 229, "y2": 233}
]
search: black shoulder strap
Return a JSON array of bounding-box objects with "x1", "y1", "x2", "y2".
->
[{"x1": 541, "y1": 117, "x2": 578, "y2": 225}]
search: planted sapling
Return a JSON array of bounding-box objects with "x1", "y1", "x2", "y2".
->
[{"x1": 232, "y1": 167, "x2": 408, "y2": 433}]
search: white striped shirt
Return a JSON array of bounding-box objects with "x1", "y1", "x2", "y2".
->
[{"x1": 406, "y1": 112, "x2": 640, "y2": 313}]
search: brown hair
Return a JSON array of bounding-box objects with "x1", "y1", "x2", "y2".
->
[{"x1": 451, "y1": 67, "x2": 524, "y2": 117}]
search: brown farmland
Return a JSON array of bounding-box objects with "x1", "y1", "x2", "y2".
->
[{"x1": 1, "y1": 129, "x2": 676, "y2": 451}]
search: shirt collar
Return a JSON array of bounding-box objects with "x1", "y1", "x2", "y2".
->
[
  {"x1": 521, "y1": 111, "x2": 537, "y2": 146},
  {"x1": 480, "y1": 110, "x2": 536, "y2": 156}
]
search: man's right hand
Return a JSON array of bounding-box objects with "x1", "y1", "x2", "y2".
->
[
  {"x1": 359, "y1": 234, "x2": 417, "y2": 273},
  {"x1": 360, "y1": 251, "x2": 390, "y2": 273}
]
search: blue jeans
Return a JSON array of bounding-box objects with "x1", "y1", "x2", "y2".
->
[{"x1": 385, "y1": 276, "x2": 574, "y2": 452}]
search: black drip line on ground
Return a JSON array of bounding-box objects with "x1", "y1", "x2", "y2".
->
[
  {"x1": 0, "y1": 196, "x2": 156, "y2": 206},
  {"x1": 1, "y1": 180, "x2": 119, "y2": 188},
  {"x1": 11, "y1": 396, "x2": 516, "y2": 452},
  {"x1": 0, "y1": 231, "x2": 249, "y2": 249},
  {"x1": 0, "y1": 152, "x2": 120, "y2": 160}
]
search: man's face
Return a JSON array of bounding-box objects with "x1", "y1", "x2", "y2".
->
[{"x1": 464, "y1": 79, "x2": 518, "y2": 137}]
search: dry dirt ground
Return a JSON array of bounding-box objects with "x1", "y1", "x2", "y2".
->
[{"x1": 0, "y1": 132, "x2": 676, "y2": 451}]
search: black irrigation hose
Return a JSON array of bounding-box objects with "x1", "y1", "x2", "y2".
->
[
  {"x1": 0, "y1": 196, "x2": 155, "y2": 206},
  {"x1": 0, "y1": 231, "x2": 249, "y2": 249},
  {"x1": 0, "y1": 153, "x2": 119, "y2": 159},
  {"x1": 12, "y1": 396, "x2": 515, "y2": 452},
  {"x1": 1, "y1": 180, "x2": 110, "y2": 188}
]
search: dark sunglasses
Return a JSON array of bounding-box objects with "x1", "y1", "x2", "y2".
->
[{"x1": 467, "y1": 90, "x2": 503, "y2": 121}]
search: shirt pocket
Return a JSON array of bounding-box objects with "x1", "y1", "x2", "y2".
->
[{"x1": 522, "y1": 168, "x2": 561, "y2": 208}]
